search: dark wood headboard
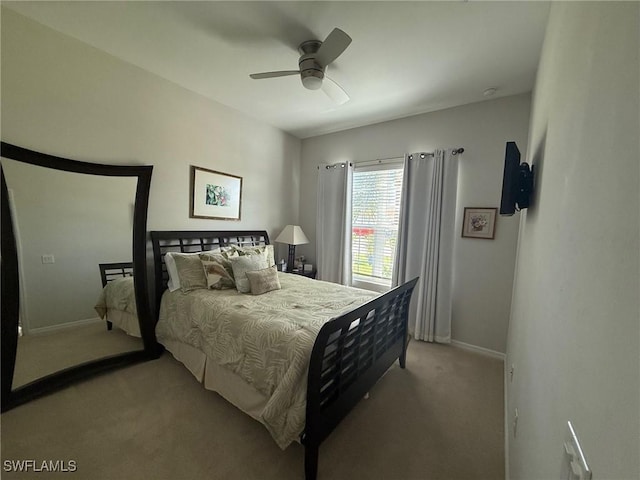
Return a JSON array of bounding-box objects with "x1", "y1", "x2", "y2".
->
[
  {"x1": 99, "y1": 262, "x2": 133, "y2": 288},
  {"x1": 149, "y1": 230, "x2": 270, "y2": 313}
]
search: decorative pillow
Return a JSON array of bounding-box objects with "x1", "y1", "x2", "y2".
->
[
  {"x1": 246, "y1": 266, "x2": 281, "y2": 295},
  {"x1": 172, "y1": 253, "x2": 208, "y2": 292},
  {"x1": 225, "y1": 244, "x2": 275, "y2": 267},
  {"x1": 228, "y1": 251, "x2": 269, "y2": 293},
  {"x1": 164, "y1": 251, "x2": 202, "y2": 292},
  {"x1": 200, "y1": 250, "x2": 238, "y2": 289}
]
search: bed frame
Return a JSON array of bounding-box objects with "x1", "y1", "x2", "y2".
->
[
  {"x1": 99, "y1": 262, "x2": 134, "y2": 288},
  {"x1": 150, "y1": 230, "x2": 418, "y2": 480},
  {"x1": 98, "y1": 262, "x2": 134, "y2": 331}
]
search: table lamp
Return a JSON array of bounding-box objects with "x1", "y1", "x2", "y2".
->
[{"x1": 274, "y1": 225, "x2": 309, "y2": 272}]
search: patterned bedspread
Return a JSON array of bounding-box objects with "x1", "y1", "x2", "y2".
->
[
  {"x1": 155, "y1": 273, "x2": 376, "y2": 448},
  {"x1": 94, "y1": 277, "x2": 137, "y2": 318}
]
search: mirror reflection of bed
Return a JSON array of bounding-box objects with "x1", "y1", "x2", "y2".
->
[
  {"x1": 0, "y1": 157, "x2": 144, "y2": 388},
  {"x1": 96, "y1": 262, "x2": 140, "y2": 336}
]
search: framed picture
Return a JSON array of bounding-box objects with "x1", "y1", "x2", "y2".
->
[
  {"x1": 461, "y1": 207, "x2": 497, "y2": 239},
  {"x1": 190, "y1": 165, "x2": 242, "y2": 220}
]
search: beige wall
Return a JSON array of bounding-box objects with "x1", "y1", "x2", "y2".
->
[
  {"x1": 1, "y1": 8, "x2": 303, "y2": 318},
  {"x1": 300, "y1": 94, "x2": 531, "y2": 353},
  {"x1": 1, "y1": 8, "x2": 301, "y2": 264},
  {"x1": 506, "y1": 3, "x2": 639, "y2": 478}
]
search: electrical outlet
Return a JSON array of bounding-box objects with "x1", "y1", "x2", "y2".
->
[
  {"x1": 513, "y1": 408, "x2": 519, "y2": 438},
  {"x1": 41, "y1": 254, "x2": 55, "y2": 264}
]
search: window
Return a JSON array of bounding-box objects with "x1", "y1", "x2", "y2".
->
[{"x1": 351, "y1": 161, "x2": 404, "y2": 290}]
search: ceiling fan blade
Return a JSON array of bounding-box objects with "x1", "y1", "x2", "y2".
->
[
  {"x1": 316, "y1": 28, "x2": 352, "y2": 67},
  {"x1": 322, "y1": 76, "x2": 350, "y2": 105},
  {"x1": 249, "y1": 70, "x2": 300, "y2": 79}
]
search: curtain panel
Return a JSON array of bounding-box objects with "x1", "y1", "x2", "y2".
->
[
  {"x1": 316, "y1": 163, "x2": 352, "y2": 285},
  {"x1": 393, "y1": 149, "x2": 459, "y2": 343}
]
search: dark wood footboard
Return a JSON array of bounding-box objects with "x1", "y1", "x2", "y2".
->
[{"x1": 302, "y1": 277, "x2": 419, "y2": 480}]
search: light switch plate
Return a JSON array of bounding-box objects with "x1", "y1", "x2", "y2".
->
[
  {"x1": 41, "y1": 254, "x2": 55, "y2": 264},
  {"x1": 563, "y1": 421, "x2": 592, "y2": 480}
]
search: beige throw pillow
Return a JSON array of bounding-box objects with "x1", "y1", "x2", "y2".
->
[
  {"x1": 229, "y1": 251, "x2": 269, "y2": 293},
  {"x1": 225, "y1": 244, "x2": 275, "y2": 267},
  {"x1": 172, "y1": 253, "x2": 208, "y2": 292},
  {"x1": 201, "y1": 250, "x2": 238, "y2": 289},
  {"x1": 246, "y1": 266, "x2": 281, "y2": 295},
  {"x1": 165, "y1": 251, "x2": 202, "y2": 292}
]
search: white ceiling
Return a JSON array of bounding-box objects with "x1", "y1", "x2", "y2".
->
[{"x1": 4, "y1": 1, "x2": 550, "y2": 139}]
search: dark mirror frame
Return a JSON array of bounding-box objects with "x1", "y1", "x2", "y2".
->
[{"x1": 1, "y1": 142, "x2": 160, "y2": 412}]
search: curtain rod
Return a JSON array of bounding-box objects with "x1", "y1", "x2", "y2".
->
[
  {"x1": 317, "y1": 162, "x2": 348, "y2": 170},
  {"x1": 410, "y1": 147, "x2": 465, "y2": 159},
  {"x1": 317, "y1": 147, "x2": 465, "y2": 169}
]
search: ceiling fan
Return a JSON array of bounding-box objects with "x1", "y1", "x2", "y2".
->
[{"x1": 249, "y1": 28, "x2": 352, "y2": 105}]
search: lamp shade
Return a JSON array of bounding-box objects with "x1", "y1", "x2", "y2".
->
[{"x1": 274, "y1": 225, "x2": 309, "y2": 245}]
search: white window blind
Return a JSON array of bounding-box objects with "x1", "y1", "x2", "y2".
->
[{"x1": 351, "y1": 163, "x2": 404, "y2": 286}]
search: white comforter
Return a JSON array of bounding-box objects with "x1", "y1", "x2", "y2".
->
[{"x1": 155, "y1": 273, "x2": 375, "y2": 448}]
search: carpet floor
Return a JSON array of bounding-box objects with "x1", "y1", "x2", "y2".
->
[
  {"x1": 1, "y1": 341, "x2": 504, "y2": 480},
  {"x1": 13, "y1": 322, "x2": 142, "y2": 388}
]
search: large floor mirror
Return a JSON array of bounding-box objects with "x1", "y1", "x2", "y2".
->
[{"x1": 1, "y1": 143, "x2": 159, "y2": 412}]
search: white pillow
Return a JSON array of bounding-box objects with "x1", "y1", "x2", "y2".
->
[
  {"x1": 229, "y1": 251, "x2": 269, "y2": 293},
  {"x1": 164, "y1": 250, "x2": 220, "y2": 292}
]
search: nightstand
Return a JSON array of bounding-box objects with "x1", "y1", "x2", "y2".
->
[{"x1": 290, "y1": 268, "x2": 317, "y2": 279}]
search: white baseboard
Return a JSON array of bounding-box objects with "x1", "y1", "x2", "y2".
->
[
  {"x1": 504, "y1": 359, "x2": 510, "y2": 480},
  {"x1": 28, "y1": 317, "x2": 103, "y2": 336},
  {"x1": 450, "y1": 339, "x2": 506, "y2": 360}
]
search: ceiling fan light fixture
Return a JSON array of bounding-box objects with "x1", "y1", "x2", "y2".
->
[
  {"x1": 301, "y1": 71, "x2": 323, "y2": 90},
  {"x1": 250, "y1": 27, "x2": 351, "y2": 101}
]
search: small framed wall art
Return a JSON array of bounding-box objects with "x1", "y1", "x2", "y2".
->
[
  {"x1": 461, "y1": 207, "x2": 497, "y2": 239},
  {"x1": 190, "y1": 165, "x2": 242, "y2": 220}
]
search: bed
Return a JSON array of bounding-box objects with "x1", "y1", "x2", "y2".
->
[
  {"x1": 151, "y1": 230, "x2": 418, "y2": 480},
  {"x1": 94, "y1": 262, "x2": 141, "y2": 337}
]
